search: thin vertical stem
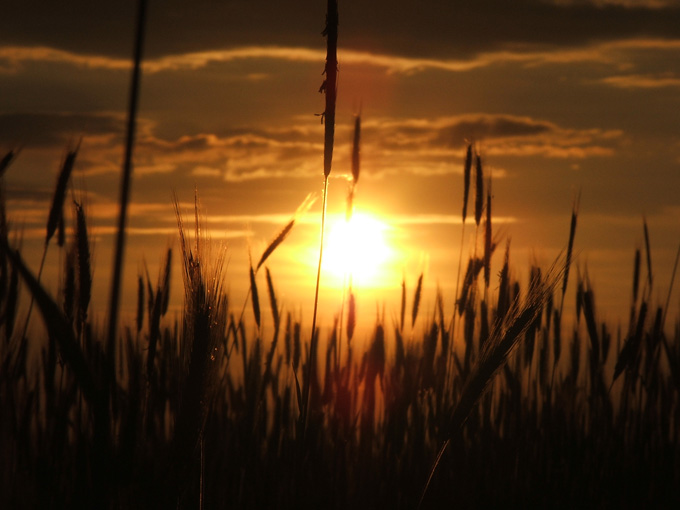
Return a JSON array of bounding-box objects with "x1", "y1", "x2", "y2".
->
[
  {"x1": 200, "y1": 434, "x2": 204, "y2": 510},
  {"x1": 301, "y1": 0, "x2": 337, "y2": 442},
  {"x1": 446, "y1": 222, "x2": 466, "y2": 391},
  {"x1": 20, "y1": 246, "x2": 47, "y2": 339},
  {"x1": 662, "y1": 242, "x2": 680, "y2": 328},
  {"x1": 302, "y1": 176, "x2": 329, "y2": 435},
  {"x1": 106, "y1": 0, "x2": 148, "y2": 364}
]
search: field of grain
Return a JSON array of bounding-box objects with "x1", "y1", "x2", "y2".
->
[{"x1": 1, "y1": 1, "x2": 679, "y2": 509}]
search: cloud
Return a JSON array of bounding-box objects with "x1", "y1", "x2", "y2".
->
[
  {"x1": 2, "y1": 38, "x2": 679, "y2": 77},
  {"x1": 546, "y1": 0, "x2": 678, "y2": 8},
  {"x1": 0, "y1": 109, "x2": 624, "y2": 185},
  {"x1": 135, "y1": 163, "x2": 176, "y2": 176},
  {"x1": 600, "y1": 72, "x2": 680, "y2": 88},
  {"x1": 0, "y1": 44, "x2": 531, "y2": 75},
  {"x1": 3, "y1": 1, "x2": 680, "y2": 62},
  {"x1": 134, "y1": 131, "x2": 322, "y2": 182},
  {"x1": 3, "y1": 185, "x2": 52, "y2": 203},
  {"x1": 0, "y1": 46, "x2": 130, "y2": 73},
  {"x1": 388, "y1": 214, "x2": 517, "y2": 226},
  {"x1": 191, "y1": 166, "x2": 221, "y2": 178},
  {"x1": 0, "y1": 111, "x2": 125, "y2": 147},
  {"x1": 143, "y1": 114, "x2": 623, "y2": 181},
  {"x1": 0, "y1": 112, "x2": 319, "y2": 181},
  {"x1": 361, "y1": 115, "x2": 622, "y2": 170}
]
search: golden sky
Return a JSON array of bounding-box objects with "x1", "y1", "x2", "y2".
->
[{"x1": 1, "y1": 0, "x2": 679, "y2": 336}]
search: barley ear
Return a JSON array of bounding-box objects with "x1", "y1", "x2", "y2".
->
[
  {"x1": 561, "y1": 193, "x2": 579, "y2": 312},
  {"x1": 5, "y1": 265, "x2": 18, "y2": 338},
  {"x1": 613, "y1": 301, "x2": 648, "y2": 383},
  {"x1": 400, "y1": 276, "x2": 406, "y2": 332},
  {"x1": 74, "y1": 200, "x2": 92, "y2": 325},
  {"x1": 496, "y1": 239, "x2": 511, "y2": 322},
  {"x1": 346, "y1": 289, "x2": 356, "y2": 343},
  {"x1": 582, "y1": 286, "x2": 600, "y2": 368},
  {"x1": 351, "y1": 113, "x2": 361, "y2": 183},
  {"x1": 552, "y1": 309, "x2": 562, "y2": 366},
  {"x1": 422, "y1": 259, "x2": 562, "y2": 507},
  {"x1": 249, "y1": 258, "x2": 261, "y2": 329},
  {"x1": 63, "y1": 247, "x2": 76, "y2": 323},
  {"x1": 632, "y1": 248, "x2": 641, "y2": 304},
  {"x1": 643, "y1": 217, "x2": 653, "y2": 292},
  {"x1": 462, "y1": 143, "x2": 472, "y2": 223},
  {"x1": 474, "y1": 150, "x2": 484, "y2": 227},
  {"x1": 0, "y1": 237, "x2": 96, "y2": 403},
  {"x1": 483, "y1": 177, "x2": 492, "y2": 289},
  {"x1": 257, "y1": 220, "x2": 294, "y2": 272},
  {"x1": 256, "y1": 193, "x2": 316, "y2": 272},
  {"x1": 136, "y1": 275, "x2": 144, "y2": 333},
  {"x1": 0, "y1": 150, "x2": 16, "y2": 178},
  {"x1": 321, "y1": 0, "x2": 339, "y2": 178},
  {"x1": 160, "y1": 247, "x2": 172, "y2": 317},
  {"x1": 265, "y1": 266, "x2": 280, "y2": 331},
  {"x1": 449, "y1": 260, "x2": 562, "y2": 436},
  {"x1": 412, "y1": 273, "x2": 423, "y2": 328},
  {"x1": 46, "y1": 144, "x2": 79, "y2": 246},
  {"x1": 662, "y1": 243, "x2": 680, "y2": 327}
]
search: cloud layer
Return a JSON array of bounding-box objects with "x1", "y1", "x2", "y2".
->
[{"x1": 3, "y1": 1, "x2": 680, "y2": 60}]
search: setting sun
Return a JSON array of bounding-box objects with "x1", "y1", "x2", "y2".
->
[{"x1": 321, "y1": 211, "x2": 394, "y2": 288}]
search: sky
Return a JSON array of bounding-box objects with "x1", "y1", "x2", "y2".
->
[{"x1": 1, "y1": 0, "x2": 679, "y2": 339}]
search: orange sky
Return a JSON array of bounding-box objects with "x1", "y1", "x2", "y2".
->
[{"x1": 1, "y1": 0, "x2": 679, "y2": 338}]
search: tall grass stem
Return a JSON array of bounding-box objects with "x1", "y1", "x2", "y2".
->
[
  {"x1": 302, "y1": 176, "x2": 328, "y2": 435},
  {"x1": 106, "y1": 0, "x2": 148, "y2": 366}
]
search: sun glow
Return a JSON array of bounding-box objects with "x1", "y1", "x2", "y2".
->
[{"x1": 321, "y1": 212, "x2": 394, "y2": 288}]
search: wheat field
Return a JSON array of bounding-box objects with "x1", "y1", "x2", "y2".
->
[{"x1": 1, "y1": 1, "x2": 679, "y2": 509}]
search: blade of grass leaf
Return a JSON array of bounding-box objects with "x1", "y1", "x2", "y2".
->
[{"x1": 106, "y1": 0, "x2": 148, "y2": 380}]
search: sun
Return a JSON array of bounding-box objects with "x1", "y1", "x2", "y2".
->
[{"x1": 321, "y1": 211, "x2": 394, "y2": 288}]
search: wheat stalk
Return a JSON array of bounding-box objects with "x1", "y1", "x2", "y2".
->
[
  {"x1": 256, "y1": 193, "x2": 315, "y2": 272},
  {"x1": 447, "y1": 143, "x2": 473, "y2": 390},
  {"x1": 474, "y1": 150, "x2": 484, "y2": 228},
  {"x1": 21, "y1": 145, "x2": 80, "y2": 338},
  {"x1": 302, "y1": 0, "x2": 338, "y2": 441},
  {"x1": 73, "y1": 200, "x2": 91, "y2": 326},
  {"x1": 0, "y1": 150, "x2": 17, "y2": 178},
  {"x1": 483, "y1": 176, "x2": 492, "y2": 291},
  {"x1": 643, "y1": 217, "x2": 653, "y2": 296},
  {"x1": 106, "y1": 0, "x2": 148, "y2": 386},
  {"x1": 0, "y1": 236, "x2": 96, "y2": 403},
  {"x1": 249, "y1": 255, "x2": 261, "y2": 330},
  {"x1": 560, "y1": 192, "x2": 579, "y2": 315},
  {"x1": 421, "y1": 255, "x2": 564, "y2": 507},
  {"x1": 412, "y1": 272, "x2": 423, "y2": 328}
]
